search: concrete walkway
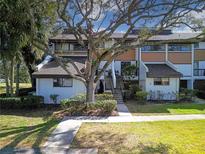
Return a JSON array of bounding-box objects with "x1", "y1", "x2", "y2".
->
[
  {"x1": 0, "y1": 147, "x2": 98, "y2": 154},
  {"x1": 64, "y1": 114, "x2": 205, "y2": 122},
  {"x1": 117, "y1": 103, "x2": 132, "y2": 116},
  {"x1": 43, "y1": 121, "x2": 82, "y2": 149}
]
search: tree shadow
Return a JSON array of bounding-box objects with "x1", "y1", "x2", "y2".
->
[{"x1": 0, "y1": 109, "x2": 60, "y2": 153}]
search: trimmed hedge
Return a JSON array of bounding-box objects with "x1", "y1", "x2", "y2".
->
[{"x1": 0, "y1": 96, "x2": 44, "y2": 109}]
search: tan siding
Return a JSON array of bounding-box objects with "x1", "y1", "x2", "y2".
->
[
  {"x1": 194, "y1": 50, "x2": 205, "y2": 61},
  {"x1": 168, "y1": 52, "x2": 192, "y2": 64},
  {"x1": 141, "y1": 52, "x2": 166, "y2": 62},
  {"x1": 115, "y1": 49, "x2": 136, "y2": 61}
]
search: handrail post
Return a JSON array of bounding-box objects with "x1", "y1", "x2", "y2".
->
[{"x1": 111, "y1": 61, "x2": 116, "y2": 88}]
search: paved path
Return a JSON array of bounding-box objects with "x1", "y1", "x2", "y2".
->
[
  {"x1": 0, "y1": 147, "x2": 98, "y2": 154},
  {"x1": 43, "y1": 121, "x2": 82, "y2": 149},
  {"x1": 64, "y1": 114, "x2": 205, "y2": 122},
  {"x1": 117, "y1": 103, "x2": 132, "y2": 116}
]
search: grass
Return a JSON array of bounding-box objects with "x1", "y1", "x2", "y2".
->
[
  {"x1": 0, "y1": 83, "x2": 31, "y2": 94},
  {"x1": 126, "y1": 101, "x2": 205, "y2": 116},
  {"x1": 72, "y1": 120, "x2": 205, "y2": 154},
  {"x1": 0, "y1": 108, "x2": 60, "y2": 149}
]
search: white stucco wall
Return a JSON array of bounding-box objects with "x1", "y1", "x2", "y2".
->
[
  {"x1": 145, "y1": 78, "x2": 179, "y2": 100},
  {"x1": 114, "y1": 61, "x2": 121, "y2": 75},
  {"x1": 36, "y1": 78, "x2": 86, "y2": 104},
  {"x1": 198, "y1": 42, "x2": 205, "y2": 49},
  {"x1": 174, "y1": 64, "x2": 192, "y2": 77}
]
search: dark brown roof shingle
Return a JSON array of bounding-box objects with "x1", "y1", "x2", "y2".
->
[{"x1": 146, "y1": 64, "x2": 182, "y2": 78}]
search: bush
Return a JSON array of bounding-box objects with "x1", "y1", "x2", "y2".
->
[
  {"x1": 89, "y1": 100, "x2": 117, "y2": 114},
  {"x1": 196, "y1": 90, "x2": 205, "y2": 99},
  {"x1": 50, "y1": 94, "x2": 59, "y2": 104},
  {"x1": 0, "y1": 95, "x2": 44, "y2": 109},
  {"x1": 179, "y1": 88, "x2": 197, "y2": 101},
  {"x1": 135, "y1": 91, "x2": 148, "y2": 104},
  {"x1": 60, "y1": 94, "x2": 116, "y2": 115},
  {"x1": 96, "y1": 93, "x2": 114, "y2": 101}
]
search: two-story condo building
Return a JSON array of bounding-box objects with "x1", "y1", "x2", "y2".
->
[{"x1": 33, "y1": 30, "x2": 205, "y2": 103}]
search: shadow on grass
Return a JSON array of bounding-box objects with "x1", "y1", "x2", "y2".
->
[
  {"x1": 0, "y1": 107, "x2": 61, "y2": 118},
  {"x1": 0, "y1": 109, "x2": 60, "y2": 152},
  {"x1": 0, "y1": 120, "x2": 58, "y2": 149},
  {"x1": 72, "y1": 130, "x2": 174, "y2": 154},
  {"x1": 126, "y1": 101, "x2": 205, "y2": 114}
]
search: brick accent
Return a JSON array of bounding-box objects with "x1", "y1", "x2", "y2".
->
[{"x1": 141, "y1": 52, "x2": 166, "y2": 62}]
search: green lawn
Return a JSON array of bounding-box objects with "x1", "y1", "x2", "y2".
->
[
  {"x1": 126, "y1": 101, "x2": 205, "y2": 116},
  {"x1": 72, "y1": 120, "x2": 205, "y2": 154},
  {"x1": 0, "y1": 109, "x2": 60, "y2": 149},
  {"x1": 0, "y1": 83, "x2": 31, "y2": 94}
]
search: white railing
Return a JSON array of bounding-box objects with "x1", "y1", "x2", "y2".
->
[{"x1": 111, "y1": 61, "x2": 116, "y2": 88}]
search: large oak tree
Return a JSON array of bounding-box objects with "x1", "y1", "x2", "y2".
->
[{"x1": 52, "y1": 0, "x2": 205, "y2": 102}]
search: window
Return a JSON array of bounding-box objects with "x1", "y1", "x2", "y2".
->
[
  {"x1": 194, "y1": 43, "x2": 199, "y2": 49},
  {"x1": 53, "y1": 78, "x2": 73, "y2": 87},
  {"x1": 61, "y1": 43, "x2": 69, "y2": 51},
  {"x1": 55, "y1": 43, "x2": 62, "y2": 51},
  {"x1": 154, "y1": 78, "x2": 169, "y2": 85},
  {"x1": 168, "y1": 44, "x2": 191, "y2": 52},
  {"x1": 141, "y1": 45, "x2": 165, "y2": 52}
]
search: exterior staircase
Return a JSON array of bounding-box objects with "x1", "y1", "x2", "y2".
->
[
  {"x1": 113, "y1": 88, "x2": 124, "y2": 104},
  {"x1": 111, "y1": 76, "x2": 124, "y2": 104}
]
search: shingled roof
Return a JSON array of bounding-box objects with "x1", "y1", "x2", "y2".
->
[
  {"x1": 146, "y1": 64, "x2": 182, "y2": 78},
  {"x1": 32, "y1": 60, "x2": 85, "y2": 78}
]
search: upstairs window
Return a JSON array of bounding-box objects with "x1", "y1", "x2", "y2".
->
[
  {"x1": 168, "y1": 44, "x2": 191, "y2": 52},
  {"x1": 53, "y1": 78, "x2": 73, "y2": 87},
  {"x1": 154, "y1": 78, "x2": 169, "y2": 85},
  {"x1": 55, "y1": 43, "x2": 62, "y2": 51},
  {"x1": 194, "y1": 43, "x2": 199, "y2": 49},
  {"x1": 141, "y1": 45, "x2": 165, "y2": 52}
]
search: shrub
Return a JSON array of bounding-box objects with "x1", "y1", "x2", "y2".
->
[
  {"x1": 0, "y1": 95, "x2": 44, "y2": 109},
  {"x1": 135, "y1": 91, "x2": 148, "y2": 104},
  {"x1": 129, "y1": 84, "x2": 141, "y2": 97},
  {"x1": 96, "y1": 93, "x2": 114, "y2": 101},
  {"x1": 93, "y1": 100, "x2": 117, "y2": 113},
  {"x1": 60, "y1": 94, "x2": 116, "y2": 115},
  {"x1": 196, "y1": 90, "x2": 205, "y2": 99},
  {"x1": 179, "y1": 88, "x2": 197, "y2": 101},
  {"x1": 50, "y1": 94, "x2": 59, "y2": 104}
]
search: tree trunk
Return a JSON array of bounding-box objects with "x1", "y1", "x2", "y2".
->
[
  {"x1": 15, "y1": 63, "x2": 20, "y2": 96},
  {"x1": 10, "y1": 57, "x2": 15, "y2": 96},
  {"x1": 86, "y1": 79, "x2": 96, "y2": 103},
  {"x1": 2, "y1": 58, "x2": 10, "y2": 96}
]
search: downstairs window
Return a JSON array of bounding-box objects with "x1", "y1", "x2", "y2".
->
[
  {"x1": 154, "y1": 78, "x2": 169, "y2": 85},
  {"x1": 53, "y1": 78, "x2": 73, "y2": 87}
]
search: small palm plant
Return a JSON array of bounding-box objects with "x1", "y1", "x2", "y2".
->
[{"x1": 50, "y1": 94, "x2": 59, "y2": 104}]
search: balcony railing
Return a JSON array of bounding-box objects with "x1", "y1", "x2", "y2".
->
[{"x1": 194, "y1": 69, "x2": 205, "y2": 76}]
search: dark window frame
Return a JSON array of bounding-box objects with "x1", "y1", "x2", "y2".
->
[
  {"x1": 153, "y1": 78, "x2": 170, "y2": 86},
  {"x1": 168, "y1": 44, "x2": 192, "y2": 52},
  {"x1": 141, "y1": 45, "x2": 166, "y2": 52},
  {"x1": 53, "y1": 78, "x2": 73, "y2": 87}
]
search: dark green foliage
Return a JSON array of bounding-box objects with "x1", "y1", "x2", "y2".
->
[
  {"x1": 135, "y1": 91, "x2": 148, "y2": 104},
  {"x1": 60, "y1": 94, "x2": 116, "y2": 115},
  {"x1": 179, "y1": 88, "x2": 197, "y2": 101},
  {"x1": 0, "y1": 96, "x2": 44, "y2": 109},
  {"x1": 90, "y1": 100, "x2": 117, "y2": 114},
  {"x1": 95, "y1": 93, "x2": 114, "y2": 101}
]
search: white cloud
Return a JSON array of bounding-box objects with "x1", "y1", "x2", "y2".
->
[{"x1": 173, "y1": 10, "x2": 205, "y2": 33}]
